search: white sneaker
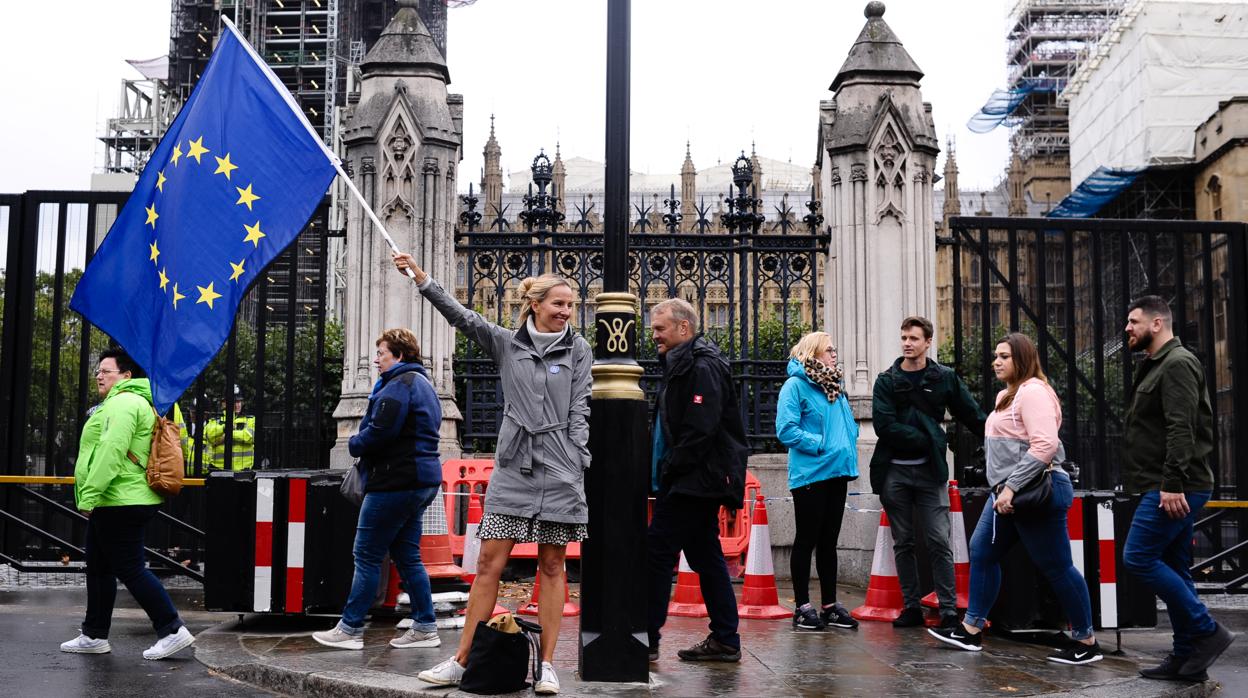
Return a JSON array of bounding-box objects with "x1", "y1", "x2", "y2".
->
[
  {"x1": 397, "y1": 592, "x2": 411, "y2": 606},
  {"x1": 312, "y1": 626, "x2": 364, "y2": 650},
  {"x1": 60, "y1": 634, "x2": 111, "y2": 654},
  {"x1": 535, "y1": 661, "x2": 560, "y2": 695},
  {"x1": 418, "y1": 656, "x2": 466, "y2": 686},
  {"x1": 390, "y1": 629, "x2": 440, "y2": 649},
  {"x1": 142, "y1": 626, "x2": 195, "y2": 660},
  {"x1": 396, "y1": 617, "x2": 414, "y2": 629}
]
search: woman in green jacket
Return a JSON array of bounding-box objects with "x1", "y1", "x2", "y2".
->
[{"x1": 60, "y1": 349, "x2": 195, "y2": 660}]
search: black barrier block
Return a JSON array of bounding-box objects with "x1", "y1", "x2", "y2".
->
[
  {"x1": 960, "y1": 489, "x2": 1079, "y2": 633},
  {"x1": 1082, "y1": 493, "x2": 1157, "y2": 631},
  {"x1": 302, "y1": 472, "x2": 356, "y2": 613},
  {"x1": 204, "y1": 470, "x2": 256, "y2": 612},
  {"x1": 1113, "y1": 495, "x2": 1157, "y2": 629}
]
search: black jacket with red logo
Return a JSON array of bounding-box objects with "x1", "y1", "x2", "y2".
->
[{"x1": 654, "y1": 335, "x2": 749, "y2": 509}]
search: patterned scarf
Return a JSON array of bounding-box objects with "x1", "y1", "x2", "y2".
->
[{"x1": 803, "y1": 356, "x2": 844, "y2": 403}]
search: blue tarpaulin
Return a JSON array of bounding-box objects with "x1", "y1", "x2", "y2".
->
[
  {"x1": 966, "y1": 80, "x2": 1057, "y2": 134},
  {"x1": 1046, "y1": 167, "x2": 1144, "y2": 218}
]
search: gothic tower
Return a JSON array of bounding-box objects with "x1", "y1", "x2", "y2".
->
[
  {"x1": 481, "y1": 114, "x2": 503, "y2": 220},
  {"x1": 332, "y1": 0, "x2": 464, "y2": 464},
  {"x1": 552, "y1": 142, "x2": 567, "y2": 217},
  {"x1": 680, "y1": 142, "x2": 697, "y2": 232}
]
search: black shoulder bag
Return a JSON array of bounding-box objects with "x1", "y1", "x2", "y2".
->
[{"x1": 998, "y1": 468, "x2": 1053, "y2": 518}]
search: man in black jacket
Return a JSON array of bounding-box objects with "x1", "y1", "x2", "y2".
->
[
  {"x1": 646, "y1": 298, "x2": 748, "y2": 663},
  {"x1": 872, "y1": 316, "x2": 985, "y2": 628}
]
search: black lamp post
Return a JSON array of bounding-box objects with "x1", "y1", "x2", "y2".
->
[{"x1": 577, "y1": 0, "x2": 650, "y2": 683}]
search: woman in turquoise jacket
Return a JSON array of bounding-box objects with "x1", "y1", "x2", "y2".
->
[
  {"x1": 775, "y1": 332, "x2": 859, "y2": 632},
  {"x1": 61, "y1": 349, "x2": 194, "y2": 661}
]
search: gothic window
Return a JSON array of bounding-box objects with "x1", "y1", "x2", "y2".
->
[
  {"x1": 456, "y1": 261, "x2": 466, "y2": 288},
  {"x1": 1208, "y1": 175, "x2": 1223, "y2": 221}
]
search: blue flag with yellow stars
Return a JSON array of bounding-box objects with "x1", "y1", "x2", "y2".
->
[{"x1": 70, "y1": 22, "x2": 337, "y2": 415}]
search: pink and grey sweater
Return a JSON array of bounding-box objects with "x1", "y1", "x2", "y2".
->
[{"x1": 984, "y1": 377, "x2": 1066, "y2": 491}]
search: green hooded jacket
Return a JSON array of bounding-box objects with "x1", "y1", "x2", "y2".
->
[{"x1": 74, "y1": 378, "x2": 164, "y2": 511}]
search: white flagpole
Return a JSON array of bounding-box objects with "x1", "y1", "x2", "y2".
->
[{"x1": 220, "y1": 16, "x2": 414, "y2": 277}]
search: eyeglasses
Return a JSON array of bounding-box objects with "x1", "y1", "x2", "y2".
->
[{"x1": 95, "y1": 368, "x2": 123, "y2": 376}]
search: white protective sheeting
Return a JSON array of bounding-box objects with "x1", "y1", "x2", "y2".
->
[
  {"x1": 1067, "y1": 0, "x2": 1248, "y2": 187},
  {"x1": 125, "y1": 56, "x2": 169, "y2": 81}
]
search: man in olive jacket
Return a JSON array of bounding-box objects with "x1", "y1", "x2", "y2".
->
[
  {"x1": 871, "y1": 316, "x2": 985, "y2": 628},
  {"x1": 1121, "y1": 296, "x2": 1235, "y2": 681},
  {"x1": 647, "y1": 298, "x2": 748, "y2": 664}
]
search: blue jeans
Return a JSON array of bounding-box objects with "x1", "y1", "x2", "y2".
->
[
  {"x1": 337, "y1": 487, "x2": 440, "y2": 635},
  {"x1": 82, "y1": 505, "x2": 184, "y2": 639},
  {"x1": 964, "y1": 471, "x2": 1095, "y2": 640},
  {"x1": 1123, "y1": 489, "x2": 1215, "y2": 656}
]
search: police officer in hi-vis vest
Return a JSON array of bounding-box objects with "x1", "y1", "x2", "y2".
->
[{"x1": 203, "y1": 385, "x2": 256, "y2": 471}]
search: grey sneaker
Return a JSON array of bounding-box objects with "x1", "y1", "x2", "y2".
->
[
  {"x1": 60, "y1": 634, "x2": 111, "y2": 654},
  {"x1": 390, "y1": 629, "x2": 440, "y2": 649},
  {"x1": 312, "y1": 626, "x2": 363, "y2": 650},
  {"x1": 419, "y1": 656, "x2": 466, "y2": 686},
  {"x1": 142, "y1": 626, "x2": 195, "y2": 660},
  {"x1": 534, "y1": 661, "x2": 560, "y2": 694}
]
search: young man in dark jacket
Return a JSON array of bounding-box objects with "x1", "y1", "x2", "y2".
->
[
  {"x1": 314, "y1": 328, "x2": 444, "y2": 651},
  {"x1": 871, "y1": 316, "x2": 985, "y2": 628},
  {"x1": 647, "y1": 299, "x2": 748, "y2": 663},
  {"x1": 1121, "y1": 296, "x2": 1235, "y2": 681}
]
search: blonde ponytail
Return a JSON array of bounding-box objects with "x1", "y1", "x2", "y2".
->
[{"x1": 517, "y1": 273, "x2": 572, "y2": 327}]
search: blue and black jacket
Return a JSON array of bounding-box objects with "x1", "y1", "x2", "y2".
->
[{"x1": 348, "y1": 362, "x2": 443, "y2": 491}]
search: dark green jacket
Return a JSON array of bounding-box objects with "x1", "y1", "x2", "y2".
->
[
  {"x1": 1123, "y1": 338, "x2": 1214, "y2": 494},
  {"x1": 869, "y1": 358, "x2": 986, "y2": 494}
]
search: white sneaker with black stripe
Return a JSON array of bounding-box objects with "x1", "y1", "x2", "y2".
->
[{"x1": 1047, "y1": 641, "x2": 1103, "y2": 665}]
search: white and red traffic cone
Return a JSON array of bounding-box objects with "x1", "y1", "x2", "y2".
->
[
  {"x1": 518, "y1": 562, "x2": 579, "y2": 617},
  {"x1": 851, "y1": 511, "x2": 905, "y2": 622},
  {"x1": 737, "y1": 494, "x2": 788, "y2": 619},
  {"x1": 667, "y1": 551, "x2": 709, "y2": 618},
  {"x1": 923, "y1": 480, "x2": 970, "y2": 610}
]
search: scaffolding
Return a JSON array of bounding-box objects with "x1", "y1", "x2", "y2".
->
[
  {"x1": 1000, "y1": 0, "x2": 1125, "y2": 160},
  {"x1": 99, "y1": 76, "x2": 180, "y2": 174}
]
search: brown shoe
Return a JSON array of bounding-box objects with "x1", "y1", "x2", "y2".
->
[{"x1": 677, "y1": 636, "x2": 741, "y2": 662}]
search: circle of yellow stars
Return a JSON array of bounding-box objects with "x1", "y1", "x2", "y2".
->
[{"x1": 147, "y1": 135, "x2": 268, "y2": 311}]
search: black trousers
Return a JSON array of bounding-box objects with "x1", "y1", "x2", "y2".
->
[
  {"x1": 82, "y1": 505, "x2": 184, "y2": 640},
  {"x1": 647, "y1": 492, "x2": 740, "y2": 650},
  {"x1": 790, "y1": 476, "x2": 850, "y2": 607}
]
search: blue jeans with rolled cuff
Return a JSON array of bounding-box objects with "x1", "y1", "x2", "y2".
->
[
  {"x1": 337, "y1": 487, "x2": 440, "y2": 635},
  {"x1": 964, "y1": 470, "x2": 1095, "y2": 640}
]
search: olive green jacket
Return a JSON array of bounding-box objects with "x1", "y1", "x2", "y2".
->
[
  {"x1": 1123, "y1": 338, "x2": 1215, "y2": 494},
  {"x1": 74, "y1": 378, "x2": 164, "y2": 511}
]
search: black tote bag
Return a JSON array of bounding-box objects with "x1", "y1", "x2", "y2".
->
[{"x1": 459, "y1": 615, "x2": 542, "y2": 695}]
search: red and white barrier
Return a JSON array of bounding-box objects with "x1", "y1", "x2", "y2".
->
[
  {"x1": 284, "y1": 478, "x2": 307, "y2": 613},
  {"x1": 1096, "y1": 500, "x2": 1118, "y2": 628},
  {"x1": 1068, "y1": 495, "x2": 1085, "y2": 578},
  {"x1": 253, "y1": 478, "x2": 274, "y2": 612}
]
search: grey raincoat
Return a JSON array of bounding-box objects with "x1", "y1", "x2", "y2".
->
[{"x1": 419, "y1": 278, "x2": 593, "y2": 524}]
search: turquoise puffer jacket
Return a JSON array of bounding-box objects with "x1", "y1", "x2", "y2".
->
[{"x1": 775, "y1": 358, "x2": 859, "y2": 490}]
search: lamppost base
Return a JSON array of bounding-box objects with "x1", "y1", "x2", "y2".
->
[{"x1": 578, "y1": 395, "x2": 650, "y2": 683}]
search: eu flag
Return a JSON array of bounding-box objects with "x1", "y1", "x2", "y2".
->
[{"x1": 70, "y1": 23, "x2": 337, "y2": 415}]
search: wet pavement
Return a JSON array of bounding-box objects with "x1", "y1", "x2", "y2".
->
[
  {"x1": 188, "y1": 583, "x2": 1242, "y2": 697},
  {"x1": 0, "y1": 587, "x2": 272, "y2": 697}
]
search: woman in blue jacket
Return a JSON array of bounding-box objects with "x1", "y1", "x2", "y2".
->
[{"x1": 775, "y1": 332, "x2": 859, "y2": 631}]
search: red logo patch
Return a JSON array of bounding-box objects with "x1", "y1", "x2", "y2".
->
[{"x1": 693, "y1": 395, "x2": 704, "y2": 404}]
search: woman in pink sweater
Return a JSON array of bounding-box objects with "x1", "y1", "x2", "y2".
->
[{"x1": 928, "y1": 333, "x2": 1099, "y2": 664}]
